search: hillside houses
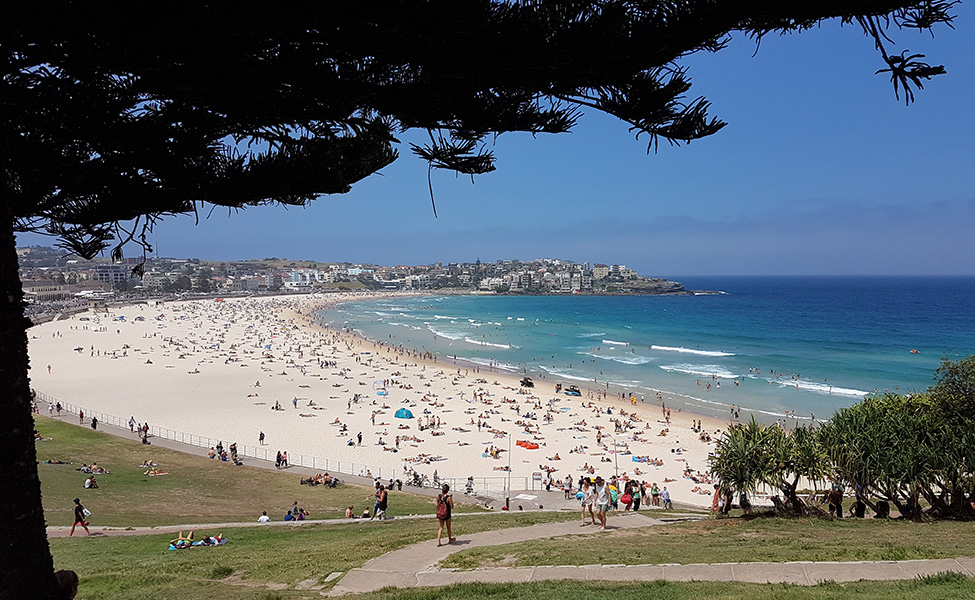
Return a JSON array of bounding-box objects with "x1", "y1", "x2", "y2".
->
[{"x1": 18, "y1": 245, "x2": 676, "y2": 298}]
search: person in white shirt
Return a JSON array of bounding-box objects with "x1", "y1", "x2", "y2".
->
[
  {"x1": 661, "y1": 486, "x2": 672, "y2": 509},
  {"x1": 594, "y1": 476, "x2": 610, "y2": 530},
  {"x1": 258, "y1": 511, "x2": 270, "y2": 523},
  {"x1": 579, "y1": 477, "x2": 595, "y2": 526}
]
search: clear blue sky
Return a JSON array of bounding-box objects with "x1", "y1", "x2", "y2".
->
[{"x1": 18, "y1": 7, "x2": 975, "y2": 275}]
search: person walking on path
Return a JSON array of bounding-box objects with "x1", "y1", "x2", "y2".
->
[
  {"x1": 436, "y1": 483, "x2": 455, "y2": 546},
  {"x1": 69, "y1": 498, "x2": 91, "y2": 537},
  {"x1": 594, "y1": 476, "x2": 610, "y2": 530},
  {"x1": 79, "y1": 409, "x2": 84, "y2": 424},
  {"x1": 580, "y1": 477, "x2": 595, "y2": 526},
  {"x1": 372, "y1": 485, "x2": 388, "y2": 520},
  {"x1": 128, "y1": 416, "x2": 135, "y2": 432},
  {"x1": 259, "y1": 431, "x2": 265, "y2": 445}
]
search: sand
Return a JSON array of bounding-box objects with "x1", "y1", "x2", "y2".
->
[{"x1": 28, "y1": 293, "x2": 729, "y2": 507}]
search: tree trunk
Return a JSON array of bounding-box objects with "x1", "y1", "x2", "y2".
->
[
  {"x1": 0, "y1": 207, "x2": 58, "y2": 600},
  {"x1": 855, "y1": 487, "x2": 879, "y2": 513},
  {"x1": 780, "y1": 479, "x2": 806, "y2": 516}
]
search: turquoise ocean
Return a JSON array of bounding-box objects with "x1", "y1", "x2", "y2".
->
[{"x1": 317, "y1": 277, "x2": 975, "y2": 423}]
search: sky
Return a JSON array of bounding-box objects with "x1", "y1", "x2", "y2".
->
[{"x1": 18, "y1": 6, "x2": 975, "y2": 276}]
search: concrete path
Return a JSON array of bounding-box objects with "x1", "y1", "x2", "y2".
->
[
  {"x1": 327, "y1": 510, "x2": 975, "y2": 595},
  {"x1": 46, "y1": 512, "x2": 448, "y2": 538}
]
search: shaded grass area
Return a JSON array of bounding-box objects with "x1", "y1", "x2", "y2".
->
[
  {"x1": 440, "y1": 515, "x2": 975, "y2": 569},
  {"x1": 50, "y1": 512, "x2": 574, "y2": 600},
  {"x1": 344, "y1": 577, "x2": 975, "y2": 600},
  {"x1": 35, "y1": 415, "x2": 485, "y2": 527}
]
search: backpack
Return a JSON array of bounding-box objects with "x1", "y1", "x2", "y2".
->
[{"x1": 436, "y1": 495, "x2": 448, "y2": 519}]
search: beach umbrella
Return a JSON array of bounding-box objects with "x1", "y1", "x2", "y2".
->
[{"x1": 395, "y1": 408, "x2": 414, "y2": 419}]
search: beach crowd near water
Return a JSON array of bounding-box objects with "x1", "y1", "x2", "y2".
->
[{"x1": 29, "y1": 292, "x2": 810, "y2": 509}]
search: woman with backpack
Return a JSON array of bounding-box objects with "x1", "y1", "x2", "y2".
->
[
  {"x1": 70, "y1": 498, "x2": 91, "y2": 537},
  {"x1": 436, "y1": 483, "x2": 455, "y2": 547}
]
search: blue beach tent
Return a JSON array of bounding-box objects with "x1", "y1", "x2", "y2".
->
[{"x1": 395, "y1": 408, "x2": 414, "y2": 419}]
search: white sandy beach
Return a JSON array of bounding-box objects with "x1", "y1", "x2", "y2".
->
[{"x1": 28, "y1": 294, "x2": 729, "y2": 507}]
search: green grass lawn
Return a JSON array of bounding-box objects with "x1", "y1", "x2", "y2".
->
[
  {"x1": 49, "y1": 512, "x2": 574, "y2": 600},
  {"x1": 35, "y1": 415, "x2": 484, "y2": 527},
  {"x1": 344, "y1": 577, "x2": 975, "y2": 600},
  {"x1": 438, "y1": 514, "x2": 975, "y2": 570}
]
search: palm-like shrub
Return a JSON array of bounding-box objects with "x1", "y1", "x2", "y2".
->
[
  {"x1": 710, "y1": 357, "x2": 975, "y2": 521},
  {"x1": 709, "y1": 418, "x2": 828, "y2": 515}
]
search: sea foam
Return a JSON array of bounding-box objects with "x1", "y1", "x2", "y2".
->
[
  {"x1": 658, "y1": 364, "x2": 739, "y2": 379},
  {"x1": 651, "y1": 345, "x2": 735, "y2": 357}
]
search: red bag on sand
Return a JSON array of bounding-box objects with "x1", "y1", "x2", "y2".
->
[{"x1": 436, "y1": 496, "x2": 448, "y2": 519}]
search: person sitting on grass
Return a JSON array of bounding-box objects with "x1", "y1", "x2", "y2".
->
[
  {"x1": 84, "y1": 475, "x2": 98, "y2": 489},
  {"x1": 345, "y1": 506, "x2": 355, "y2": 519}
]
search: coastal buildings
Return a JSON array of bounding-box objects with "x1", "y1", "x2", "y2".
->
[{"x1": 18, "y1": 245, "x2": 680, "y2": 299}]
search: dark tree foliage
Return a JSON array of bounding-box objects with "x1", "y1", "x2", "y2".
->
[
  {"x1": 0, "y1": 2, "x2": 958, "y2": 598},
  {"x1": 3, "y1": 1, "x2": 957, "y2": 258}
]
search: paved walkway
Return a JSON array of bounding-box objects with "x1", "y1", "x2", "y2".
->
[
  {"x1": 46, "y1": 512, "x2": 448, "y2": 538},
  {"x1": 327, "y1": 511, "x2": 975, "y2": 595}
]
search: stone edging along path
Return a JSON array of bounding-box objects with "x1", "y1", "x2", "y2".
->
[{"x1": 327, "y1": 512, "x2": 975, "y2": 596}]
